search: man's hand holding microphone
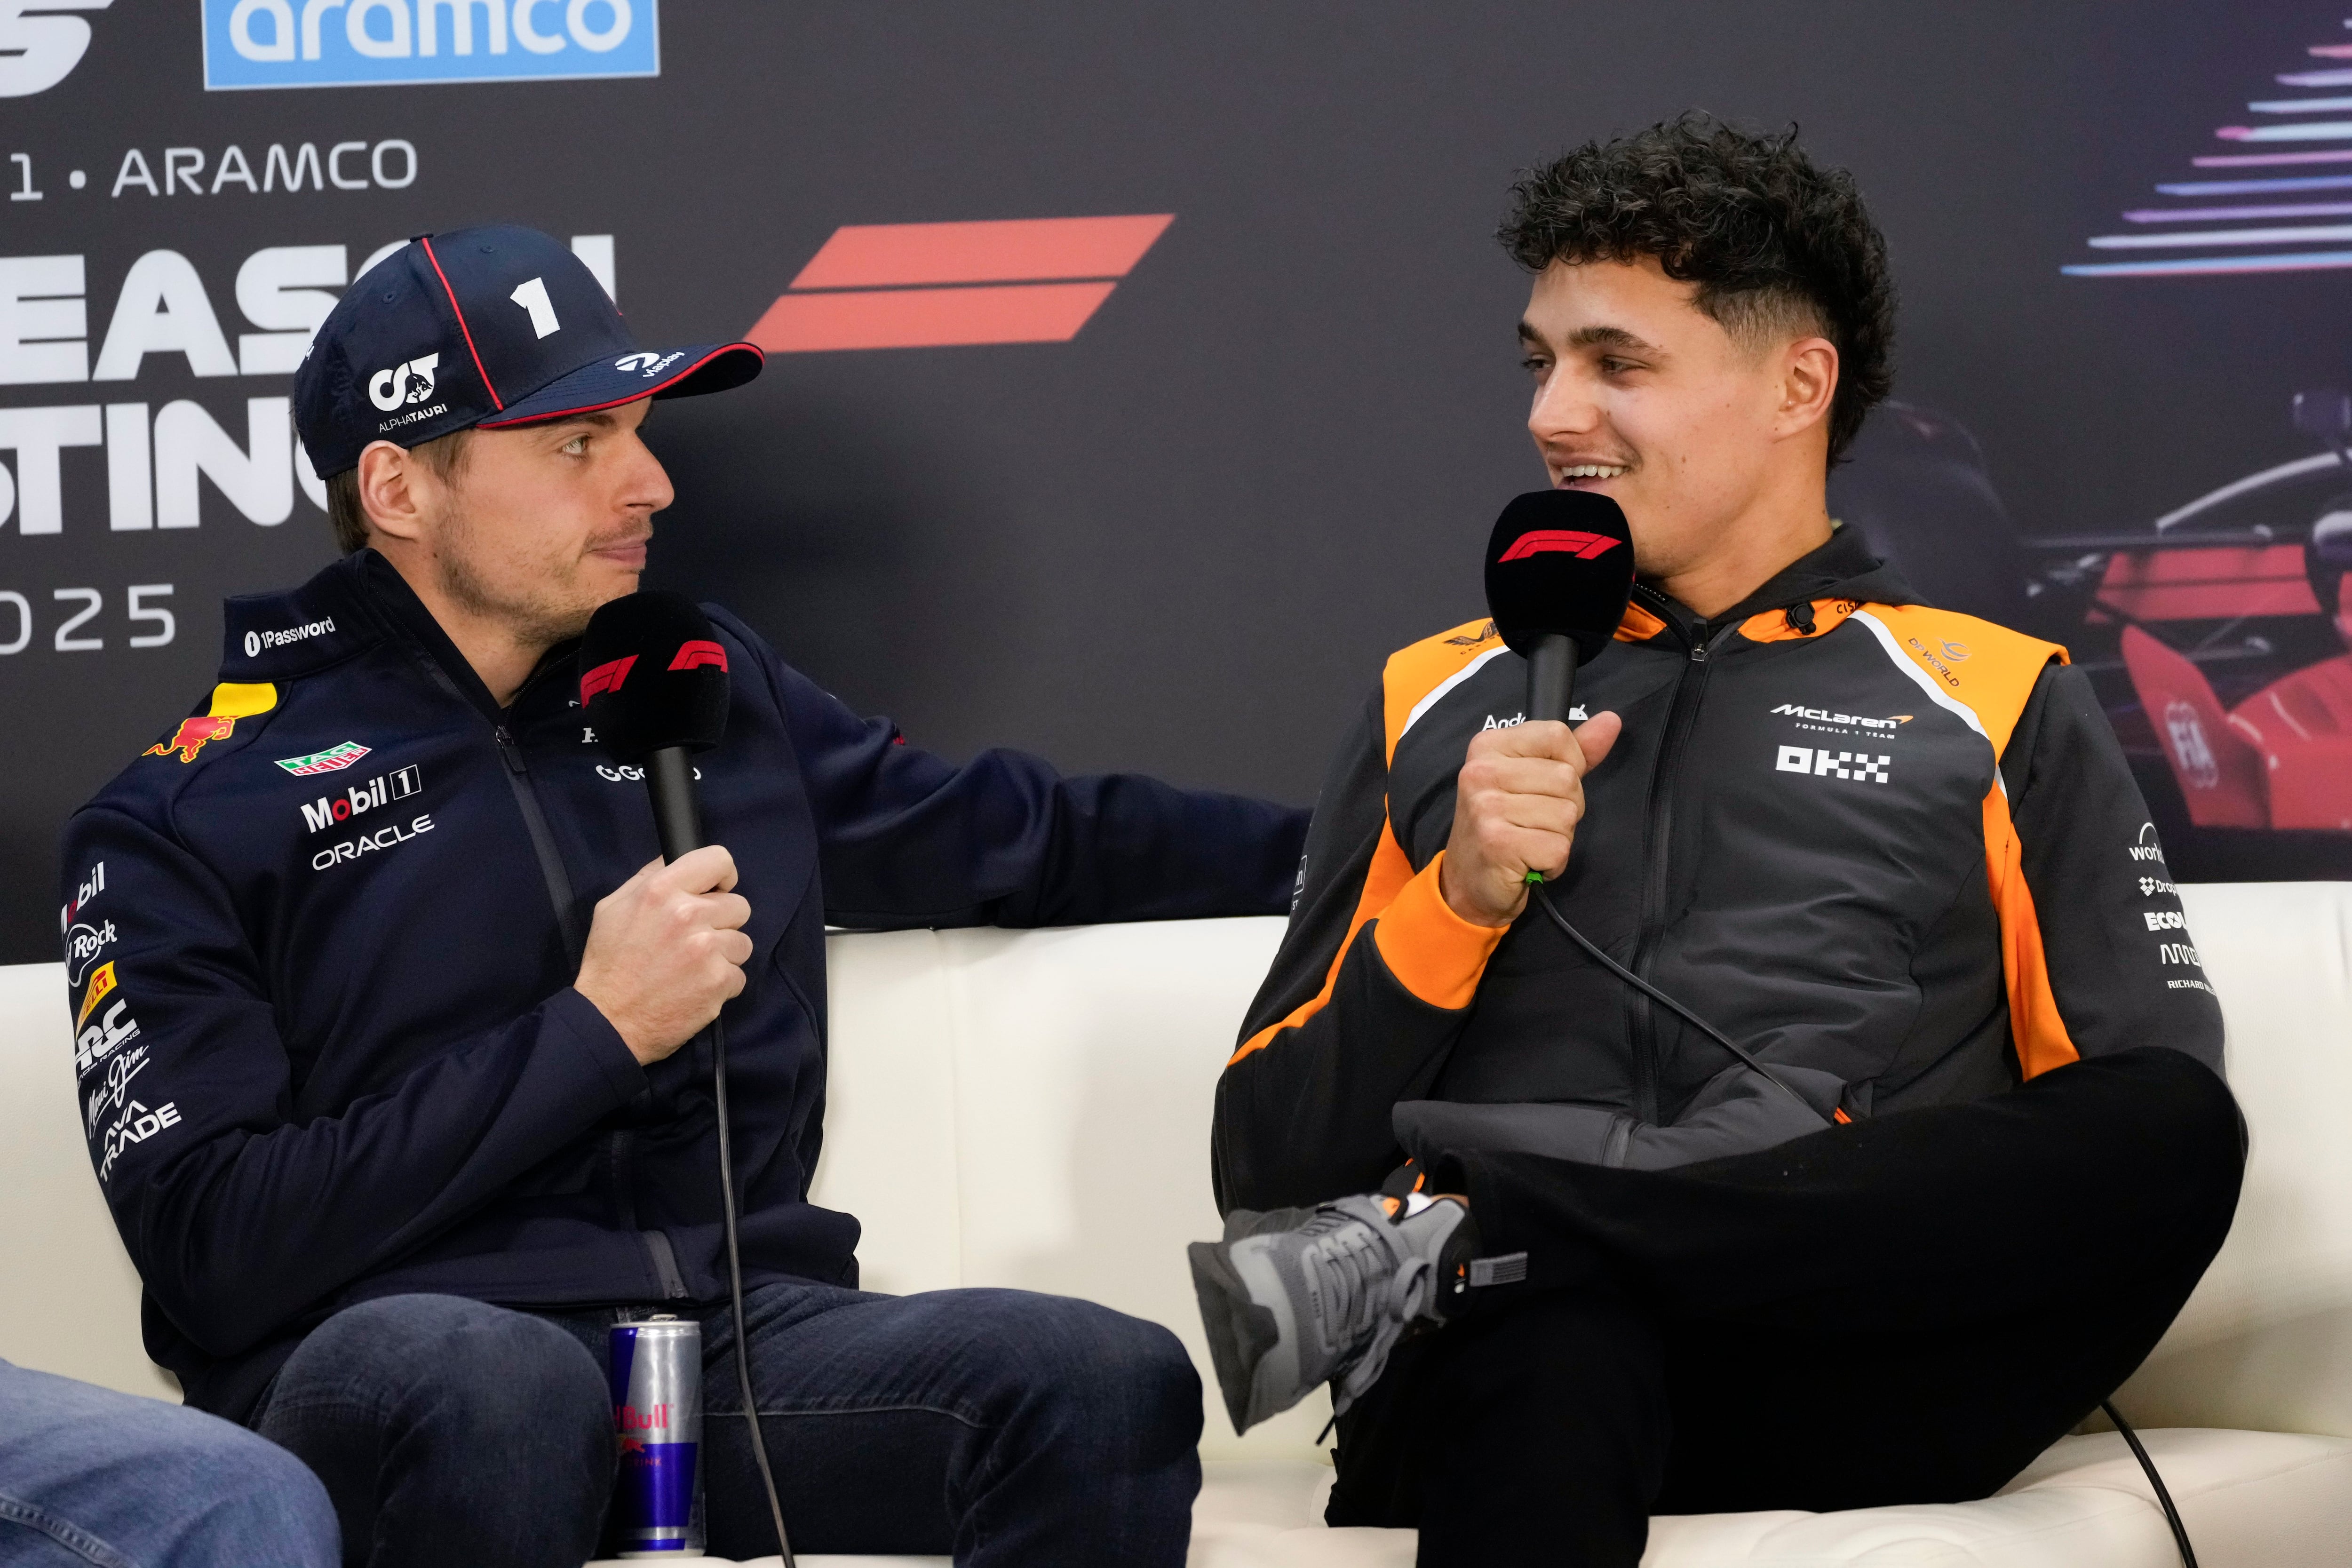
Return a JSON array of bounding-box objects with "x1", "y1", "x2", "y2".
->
[
  {"x1": 1442, "y1": 486, "x2": 1641, "y2": 928},
  {"x1": 576, "y1": 846, "x2": 752, "y2": 1065},
  {"x1": 1440, "y1": 712, "x2": 1621, "y2": 928}
]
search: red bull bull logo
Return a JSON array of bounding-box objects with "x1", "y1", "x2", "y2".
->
[{"x1": 142, "y1": 716, "x2": 236, "y2": 764}]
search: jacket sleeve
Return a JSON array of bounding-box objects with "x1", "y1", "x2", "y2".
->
[
  {"x1": 2004, "y1": 662, "x2": 2226, "y2": 1073},
  {"x1": 64, "y1": 805, "x2": 648, "y2": 1359},
  {"x1": 717, "y1": 612, "x2": 1310, "y2": 927},
  {"x1": 1210, "y1": 686, "x2": 1509, "y2": 1213}
]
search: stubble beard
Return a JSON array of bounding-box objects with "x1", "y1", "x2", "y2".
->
[{"x1": 435, "y1": 512, "x2": 602, "y2": 651}]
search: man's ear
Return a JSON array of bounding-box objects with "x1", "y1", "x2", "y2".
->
[
  {"x1": 1776, "y1": 336, "x2": 1840, "y2": 442},
  {"x1": 354, "y1": 440, "x2": 428, "y2": 545}
]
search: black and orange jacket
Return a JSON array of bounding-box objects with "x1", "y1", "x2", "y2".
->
[{"x1": 1212, "y1": 528, "x2": 2224, "y2": 1213}]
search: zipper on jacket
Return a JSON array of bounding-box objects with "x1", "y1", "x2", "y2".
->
[
  {"x1": 494, "y1": 724, "x2": 585, "y2": 965},
  {"x1": 641, "y1": 1228, "x2": 689, "y2": 1299},
  {"x1": 1627, "y1": 615, "x2": 1714, "y2": 1122}
]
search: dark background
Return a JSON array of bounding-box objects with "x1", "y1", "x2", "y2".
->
[{"x1": 6, "y1": 1, "x2": 2348, "y2": 963}]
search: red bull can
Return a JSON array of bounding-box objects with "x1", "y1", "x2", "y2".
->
[{"x1": 609, "y1": 1315, "x2": 705, "y2": 1557}]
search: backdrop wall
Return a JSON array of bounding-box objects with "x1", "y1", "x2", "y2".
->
[{"x1": 7, "y1": 0, "x2": 2351, "y2": 963}]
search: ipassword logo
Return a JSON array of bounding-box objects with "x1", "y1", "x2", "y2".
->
[{"x1": 746, "y1": 215, "x2": 1174, "y2": 353}]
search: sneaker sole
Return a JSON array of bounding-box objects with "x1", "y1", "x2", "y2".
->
[{"x1": 1187, "y1": 1240, "x2": 1281, "y2": 1434}]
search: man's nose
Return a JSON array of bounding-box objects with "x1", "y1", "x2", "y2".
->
[
  {"x1": 623, "y1": 432, "x2": 677, "y2": 513},
  {"x1": 1528, "y1": 369, "x2": 1601, "y2": 444}
]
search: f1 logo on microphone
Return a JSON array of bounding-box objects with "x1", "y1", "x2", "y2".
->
[
  {"x1": 580, "y1": 655, "x2": 637, "y2": 703},
  {"x1": 668, "y1": 640, "x2": 727, "y2": 672},
  {"x1": 1497, "y1": 530, "x2": 1624, "y2": 563}
]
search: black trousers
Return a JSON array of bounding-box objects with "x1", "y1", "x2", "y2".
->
[{"x1": 1325, "y1": 1048, "x2": 2245, "y2": 1567}]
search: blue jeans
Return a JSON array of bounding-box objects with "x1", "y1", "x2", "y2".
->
[
  {"x1": 252, "y1": 1285, "x2": 1201, "y2": 1567},
  {"x1": 0, "y1": 1359, "x2": 337, "y2": 1568}
]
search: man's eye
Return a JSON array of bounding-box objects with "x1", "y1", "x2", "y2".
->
[
  {"x1": 560, "y1": 436, "x2": 588, "y2": 455},
  {"x1": 1600, "y1": 358, "x2": 1637, "y2": 375},
  {"x1": 1520, "y1": 357, "x2": 1549, "y2": 375}
]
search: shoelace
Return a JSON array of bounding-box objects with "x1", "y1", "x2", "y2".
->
[{"x1": 1298, "y1": 1210, "x2": 1399, "y2": 1358}]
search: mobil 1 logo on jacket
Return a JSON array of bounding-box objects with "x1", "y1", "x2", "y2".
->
[
  {"x1": 294, "y1": 760, "x2": 437, "y2": 873},
  {"x1": 296, "y1": 762, "x2": 421, "y2": 834}
]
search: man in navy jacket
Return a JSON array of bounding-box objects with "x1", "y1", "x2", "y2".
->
[{"x1": 62, "y1": 226, "x2": 1306, "y2": 1567}]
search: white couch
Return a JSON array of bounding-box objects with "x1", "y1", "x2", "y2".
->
[{"x1": 4, "y1": 884, "x2": 2351, "y2": 1565}]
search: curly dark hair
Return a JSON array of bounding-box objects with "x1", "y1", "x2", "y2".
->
[{"x1": 1499, "y1": 113, "x2": 1895, "y2": 463}]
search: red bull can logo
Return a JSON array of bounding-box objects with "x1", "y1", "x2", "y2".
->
[
  {"x1": 608, "y1": 1316, "x2": 703, "y2": 1557},
  {"x1": 142, "y1": 715, "x2": 236, "y2": 764}
]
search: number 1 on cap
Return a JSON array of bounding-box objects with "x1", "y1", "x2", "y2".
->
[{"x1": 510, "y1": 277, "x2": 560, "y2": 339}]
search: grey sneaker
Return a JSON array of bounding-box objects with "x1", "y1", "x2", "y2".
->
[{"x1": 1188, "y1": 1195, "x2": 1471, "y2": 1434}]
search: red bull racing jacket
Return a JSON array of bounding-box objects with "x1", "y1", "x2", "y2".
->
[
  {"x1": 1212, "y1": 528, "x2": 2225, "y2": 1212},
  {"x1": 64, "y1": 549, "x2": 1308, "y2": 1419}
]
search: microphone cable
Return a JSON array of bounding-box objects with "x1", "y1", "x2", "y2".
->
[
  {"x1": 710, "y1": 1014, "x2": 796, "y2": 1568},
  {"x1": 1529, "y1": 881, "x2": 2198, "y2": 1568},
  {"x1": 1527, "y1": 880, "x2": 1817, "y2": 1119},
  {"x1": 2104, "y1": 1399, "x2": 2198, "y2": 1568}
]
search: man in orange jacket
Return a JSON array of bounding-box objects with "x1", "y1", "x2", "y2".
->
[{"x1": 1191, "y1": 115, "x2": 2242, "y2": 1567}]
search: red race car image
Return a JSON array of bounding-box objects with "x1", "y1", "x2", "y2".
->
[{"x1": 1829, "y1": 393, "x2": 2352, "y2": 873}]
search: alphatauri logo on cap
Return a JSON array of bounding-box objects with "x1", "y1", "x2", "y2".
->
[{"x1": 368, "y1": 354, "x2": 440, "y2": 412}]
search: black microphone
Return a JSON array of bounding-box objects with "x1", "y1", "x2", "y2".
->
[
  {"x1": 573, "y1": 590, "x2": 797, "y2": 1566},
  {"x1": 578, "y1": 591, "x2": 731, "y2": 862},
  {"x1": 1484, "y1": 488, "x2": 1636, "y2": 725}
]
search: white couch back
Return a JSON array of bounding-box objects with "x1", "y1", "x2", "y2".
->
[{"x1": 3, "y1": 885, "x2": 2349, "y2": 1460}]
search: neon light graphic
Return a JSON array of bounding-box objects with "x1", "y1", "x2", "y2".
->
[
  {"x1": 2192, "y1": 149, "x2": 2352, "y2": 166},
  {"x1": 2066, "y1": 21, "x2": 2352, "y2": 279},
  {"x1": 2090, "y1": 223, "x2": 2352, "y2": 248},
  {"x1": 2123, "y1": 202, "x2": 2352, "y2": 221},
  {"x1": 2217, "y1": 123, "x2": 2352, "y2": 140}
]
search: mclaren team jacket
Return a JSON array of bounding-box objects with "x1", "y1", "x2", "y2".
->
[
  {"x1": 1213, "y1": 528, "x2": 2225, "y2": 1214},
  {"x1": 63, "y1": 549, "x2": 1308, "y2": 1419}
]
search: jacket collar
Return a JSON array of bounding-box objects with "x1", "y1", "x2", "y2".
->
[
  {"x1": 219, "y1": 550, "x2": 572, "y2": 723},
  {"x1": 1626, "y1": 524, "x2": 1921, "y2": 644}
]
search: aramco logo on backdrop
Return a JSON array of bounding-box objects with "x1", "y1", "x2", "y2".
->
[
  {"x1": 746, "y1": 215, "x2": 1175, "y2": 353},
  {"x1": 201, "y1": 0, "x2": 658, "y2": 90}
]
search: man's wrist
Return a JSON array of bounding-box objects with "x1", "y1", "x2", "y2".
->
[{"x1": 1438, "y1": 853, "x2": 1518, "y2": 929}]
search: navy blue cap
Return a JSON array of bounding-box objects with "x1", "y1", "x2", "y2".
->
[{"x1": 293, "y1": 224, "x2": 763, "y2": 478}]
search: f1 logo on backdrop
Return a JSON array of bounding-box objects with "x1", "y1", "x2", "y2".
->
[
  {"x1": 201, "y1": 0, "x2": 658, "y2": 91},
  {"x1": 747, "y1": 215, "x2": 1174, "y2": 353},
  {"x1": 0, "y1": 0, "x2": 112, "y2": 98}
]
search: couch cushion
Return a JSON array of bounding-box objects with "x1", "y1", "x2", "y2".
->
[
  {"x1": 2115, "y1": 883, "x2": 2352, "y2": 1436},
  {"x1": 588, "y1": 1429, "x2": 2352, "y2": 1565}
]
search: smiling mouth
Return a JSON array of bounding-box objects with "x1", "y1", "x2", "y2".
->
[{"x1": 1556, "y1": 462, "x2": 1630, "y2": 480}]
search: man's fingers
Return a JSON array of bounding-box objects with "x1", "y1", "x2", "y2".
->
[
  {"x1": 1471, "y1": 793, "x2": 1581, "y2": 849},
  {"x1": 1486, "y1": 823, "x2": 1573, "y2": 880},
  {"x1": 1466, "y1": 755, "x2": 1584, "y2": 800},
  {"x1": 702, "y1": 892, "x2": 753, "y2": 931},
  {"x1": 658, "y1": 844, "x2": 740, "y2": 894},
  {"x1": 1571, "y1": 711, "x2": 1623, "y2": 772},
  {"x1": 1472, "y1": 719, "x2": 1579, "y2": 762}
]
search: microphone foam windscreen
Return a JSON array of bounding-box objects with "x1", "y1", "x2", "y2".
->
[
  {"x1": 1484, "y1": 489, "x2": 1637, "y2": 662},
  {"x1": 578, "y1": 590, "x2": 731, "y2": 761}
]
